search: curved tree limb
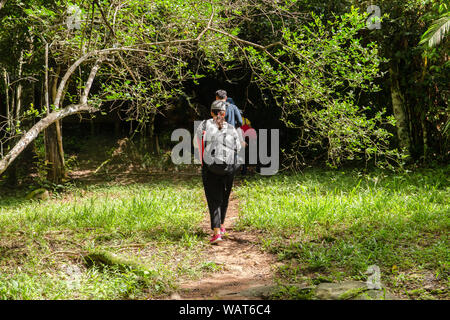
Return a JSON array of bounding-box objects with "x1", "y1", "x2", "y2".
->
[
  {"x1": 0, "y1": 103, "x2": 97, "y2": 176},
  {"x1": 0, "y1": 56, "x2": 104, "y2": 176}
]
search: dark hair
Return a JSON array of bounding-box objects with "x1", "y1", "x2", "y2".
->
[
  {"x1": 215, "y1": 89, "x2": 227, "y2": 100},
  {"x1": 212, "y1": 109, "x2": 226, "y2": 130}
]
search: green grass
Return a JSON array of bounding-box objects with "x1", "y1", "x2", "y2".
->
[
  {"x1": 1, "y1": 167, "x2": 448, "y2": 300},
  {"x1": 0, "y1": 177, "x2": 212, "y2": 300},
  {"x1": 234, "y1": 167, "x2": 450, "y2": 300},
  {"x1": 0, "y1": 181, "x2": 203, "y2": 237}
]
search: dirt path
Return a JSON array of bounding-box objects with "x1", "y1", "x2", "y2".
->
[{"x1": 173, "y1": 194, "x2": 278, "y2": 300}]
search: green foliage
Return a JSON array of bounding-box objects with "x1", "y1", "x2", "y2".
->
[
  {"x1": 420, "y1": 11, "x2": 450, "y2": 48},
  {"x1": 239, "y1": 7, "x2": 395, "y2": 168},
  {"x1": 364, "y1": 0, "x2": 450, "y2": 162}
]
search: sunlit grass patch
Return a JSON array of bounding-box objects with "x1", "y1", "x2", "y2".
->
[
  {"x1": 0, "y1": 181, "x2": 204, "y2": 238},
  {"x1": 234, "y1": 167, "x2": 450, "y2": 299},
  {"x1": 0, "y1": 178, "x2": 212, "y2": 299}
]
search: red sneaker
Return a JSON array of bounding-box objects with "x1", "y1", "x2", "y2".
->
[
  {"x1": 209, "y1": 234, "x2": 223, "y2": 244},
  {"x1": 220, "y1": 228, "x2": 228, "y2": 237}
]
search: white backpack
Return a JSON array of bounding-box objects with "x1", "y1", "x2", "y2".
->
[{"x1": 200, "y1": 119, "x2": 241, "y2": 175}]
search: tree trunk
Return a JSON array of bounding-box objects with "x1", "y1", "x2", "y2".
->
[
  {"x1": 389, "y1": 64, "x2": 411, "y2": 158},
  {"x1": 5, "y1": 158, "x2": 17, "y2": 187},
  {"x1": 421, "y1": 115, "x2": 429, "y2": 162},
  {"x1": 140, "y1": 123, "x2": 147, "y2": 151},
  {"x1": 154, "y1": 134, "x2": 160, "y2": 155},
  {"x1": 44, "y1": 64, "x2": 65, "y2": 183},
  {"x1": 2, "y1": 68, "x2": 11, "y2": 137},
  {"x1": 45, "y1": 122, "x2": 65, "y2": 183},
  {"x1": 10, "y1": 88, "x2": 15, "y2": 133},
  {"x1": 148, "y1": 114, "x2": 156, "y2": 154},
  {"x1": 15, "y1": 50, "x2": 24, "y2": 120},
  {"x1": 3, "y1": 69, "x2": 19, "y2": 185},
  {"x1": 7, "y1": 51, "x2": 26, "y2": 185}
]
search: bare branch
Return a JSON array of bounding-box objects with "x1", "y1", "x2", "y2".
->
[
  {"x1": 80, "y1": 57, "x2": 104, "y2": 104},
  {"x1": 94, "y1": 0, "x2": 116, "y2": 38},
  {"x1": 45, "y1": 42, "x2": 50, "y2": 113},
  {"x1": 52, "y1": 44, "x2": 197, "y2": 109},
  {"x1": 196, "y1": 3, "x2": 215, "y2": 41}
]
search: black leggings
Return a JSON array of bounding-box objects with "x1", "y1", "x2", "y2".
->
[{"x1": 201, "y1": 167, "x2": 235, "y2": 230}]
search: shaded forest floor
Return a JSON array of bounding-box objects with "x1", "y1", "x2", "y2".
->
[{"x1": 0, "y1": 135, "x2": 448, "y2": 300}]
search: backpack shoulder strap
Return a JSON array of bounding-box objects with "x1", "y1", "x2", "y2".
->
[
  {"x1": 196, "y1": 120, "x2": 207, "y2": 167},
  {"x1": 200, "y1": 120, "x2": 210, "y2": 167}
]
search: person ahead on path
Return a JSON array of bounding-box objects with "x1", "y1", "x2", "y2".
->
[
  {"x1": 215, "y1": 90, "x2": 243, "y2": 129},
  {"x1": 194, "y1": 100, "x2": 242, "y2": 244},
  {"x1": 216, "y1": 90, "x2": 246, "y2": 147}
]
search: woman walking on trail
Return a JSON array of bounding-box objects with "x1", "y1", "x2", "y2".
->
[{"x1": 195, "y1": 100, "x2": 243, "y2": 244}]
